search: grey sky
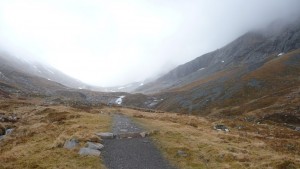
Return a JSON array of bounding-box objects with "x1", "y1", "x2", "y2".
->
[{"x1": 0, "y1": 0, "x2": 300, "y2": 86}]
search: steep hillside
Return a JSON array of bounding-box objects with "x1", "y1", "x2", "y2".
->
[
  {"x1": 155, "y1": 49, "x2": 300, "y2": 114},
  {"x1": 0, "y1": 58, "x2": 68, "y2": 96},
  {"x1": 0, "y1": 54, "x2": 87, "y2": 89},
  {"x1": 0, "y1": 54, "x2": 157, "y2": 109},
  {"x1": 136, "y1": 20, "x2": 300, "y2": 94},
  {"x1": 132, "y1": 20, "x2": 300, "y2": 127}
]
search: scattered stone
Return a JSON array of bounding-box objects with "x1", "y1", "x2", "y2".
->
[
  {"x1": 140, "y1": 132, "x2": 147, "y2": 138},
  {"x1": 63, "y1": 138, "x2": 79, "y2": 149},
  {"x1": 0, "y1": 115, "x2": 18, "y2": 123},
  {"x1": 96, "y1": 132, "x2": 115, "y2": 139},
  {"x1": 86, "y1": 142, "x2": 104, "y2": 150},
  {"x1": 177, "y1": 150, "x2": 188, "y2": 157},
  {"x1": 78, "y1": 148, "x2": 101, "y2": 156},
  {"x1": 295, "y1": 127, "x2": 300, "y2": 132},
  {"x1": 214, "y1": 124, "x2": 230, "y2": 132},
  {"x1": 236, "y1": 125, "x2": 244, "y2": 130},
  {"x1": 5, "y1": 128, "x2": 13, "y2": 135}
]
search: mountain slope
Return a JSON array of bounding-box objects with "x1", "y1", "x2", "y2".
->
[
  {"x1": 0, "y1": 54, "x2": 87, "y2": 89},
  {"x1": 0, "y1": 53, "x2": 145, "y2": 107},
  {"x1": 136, "y1": 20, "x2": 300, "y2": 94},
  {"x1": 155, "y1": 49, "x2": 300, "y2": 113},
  {"x1": 0, "y1": 55, "x2": 68, "y2": 96},
  {"x1": 132, "y1": 20, "x2": 300, "y2": 125}
]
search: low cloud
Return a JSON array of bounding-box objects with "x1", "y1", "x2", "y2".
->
[{"x1": 0, "y1": 0, "x2": 299, "y2": 86}]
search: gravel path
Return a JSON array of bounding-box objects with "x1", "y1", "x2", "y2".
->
[
  {"x1": 112, "y1": 114, "x2": 143, "y2": 134},
  {"x1": 102, "y1": 114, "x2": 176, "y2": 169}
]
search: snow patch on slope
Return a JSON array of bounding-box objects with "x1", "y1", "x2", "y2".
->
[{"x1": 197, "y1": 68, "x2": 205, "y2": 71}]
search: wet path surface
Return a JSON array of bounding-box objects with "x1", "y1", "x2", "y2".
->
[
  {"x1": 102, "y1": 114, "x2": 176, "y2": 169},
  {"x1": 112, "y1": 114, "x2": 143, "y2": 134}
]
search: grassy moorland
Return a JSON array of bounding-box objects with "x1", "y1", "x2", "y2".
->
[
  {"x1": 1, "y1": 97, "x2": 299, "y2": 169},
  {"x1": 0, "y1": 98, "x2": 112, "y2": 169},
  {"x1": 119, "y1": 108, "x2": 300, "y2": 169}
]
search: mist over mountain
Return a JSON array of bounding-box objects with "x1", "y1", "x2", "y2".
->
[
  {"x1": 1, "y1": 1, "x2": 300, "y2": 168},
  {"x1": 128, "y1": 18, "x2": 300, "y2": 119},
  {"x1": 0, "y1": 52, "x2": 87, "y2": 88},
  {"x1": 1, "y1": 0, "x2": 300, "y2": 87},
  {"x1": 135, "y1": 18, "x2": 300, "y2": 94}
]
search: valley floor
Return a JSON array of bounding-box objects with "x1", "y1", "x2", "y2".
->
[
  {"x1": 119, "y1": 108, "x2": 300, "y2": 169},
  {"x1": 0, "y1": 98, "x2": 299, "y2": 169}
]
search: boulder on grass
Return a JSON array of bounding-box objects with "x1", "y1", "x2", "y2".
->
[
  {"x1": 79, "y1": 148, "x2": 101, "y2": 156},
  {"x1": 5, "y1": 128, "x2": 13, "y2": 135},
  {"x1": 140, "y1": 132, "x2": 148, "y2": 138},
  {"x1": 214, "y1": 124, "x2": 230, "y2": 132},
  {"x1": 86, "y1": 142, "x2": 104, "y2": 150},
  {"x1": 63, "y1": 138, "x2": 79, "y2": 149}
]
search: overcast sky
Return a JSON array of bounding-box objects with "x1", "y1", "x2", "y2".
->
[{"x1": 0, "y1": 0, "x2": 300, "y2": 87}]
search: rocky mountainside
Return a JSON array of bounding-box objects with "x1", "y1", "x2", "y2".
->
[
  {"x1": 0, "y1": 56, "x2": 66, "y2": 96},
  {"x1": 0, "y1": 52, "x2": 159, "y2": 108},
  {"x1": 0, "y1": 54, "x2": 87, "y2": 90},
  {"x1": 131, "y1": 19, "x2": 300, "y2": 126},
  {"x1": 0, "y1": 54, "x2": 106, "y2": 102},
  {"x1": 136, "y1": 20, "x2": 300, "y2": 94}
]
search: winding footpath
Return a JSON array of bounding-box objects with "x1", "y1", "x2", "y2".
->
[{"x1": 101, "y1": 114, "x2": 176, "y2": 169}]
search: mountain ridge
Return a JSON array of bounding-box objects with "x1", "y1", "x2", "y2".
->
[
  {"x1": 0, "y1": 53, "x2": 88, "y2": 89},
  {"x1": 135, "y1": 19, "x2": 300, "y2": 94}
]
